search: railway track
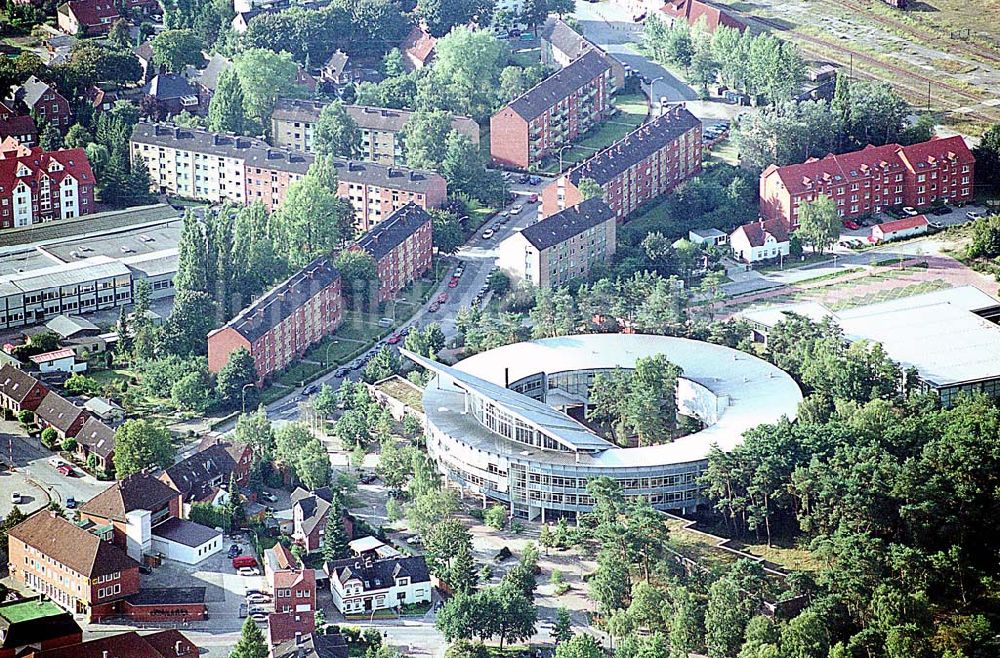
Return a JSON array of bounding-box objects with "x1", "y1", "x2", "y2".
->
[
  {"x1": 706, "y1": 1, "x2": 1000, "y2": 123},
  {"x1": 832, "y1": 0, "x2": 1000, "y2": 67}
]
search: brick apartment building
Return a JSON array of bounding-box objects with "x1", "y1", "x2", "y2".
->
[
  {"x1": 264, "y1": 543, "x2": 317, "y2": 643},
  {"x1": 497, "y1": 198, "x2": 616, "y2": 288},
  {"x1": 0, "y1": 100, "x2": 37, "y2": 146},
  {"x1": 542, "y1": 105, "x2": 702, "y2": 221},
  {"x1": 27, "y1": 630, "x2": 198, "y2": 658},
  {"x1": 271, "y1": 98, "x2": 480, "y2": 165},
  {"x1": 759, "y1": 135, "x2": 976, "y2": 228},
  {"x1": 6, "y1": 77, "x2": 72, "y2": 131},
  {"x1": 208, "y1": 257, "x2": 343, "y2": 384},
  {"x1": 0, "y1": 597, "x2": 82, "y2": 658},
  {"x1": 490, "y1": 50, "x2": 614, "y2": 169},
  {"x1": 352, "y1": 203, "x2": 433, "y2": 303},
  {"x1": 0, "y1": 140, "x2": 95, "y2": 230},
  {"x1": 658, "y1": 0, "x2": 747, "y2": 32},
  {"x1": 131, "y1": 123, "x2": 447, "y2": 230},
  {"x1": 7, "y1": 510, "x2": 140, "y2": 619},
  {"x1": 79, "y1": 472, "x2": 183, "y2": 559}
]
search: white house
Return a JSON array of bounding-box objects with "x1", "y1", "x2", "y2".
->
[
  {"x1": 325, "y1": 554, "x2": 431, "y2": 615},
  {"x1": 872, "y1": 214, "x2": 929, "y2": 243},
  {"x1": 729, "y1": 218, "x2": 790, "y2": 263},
  {"x1": 150, "y1": 518, "x2": 223, "y2": 564},
  {"x1": 688, "y1": 228, "x2": 728, "y2": 247},
  {"x1": 28, "y1": 348, "x2": 85, "y2": 374}
]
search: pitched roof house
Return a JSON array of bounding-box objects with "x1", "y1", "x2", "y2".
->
[
  {"x1": 5, "y1": 77, "x2": 72, "y2": 129},
  {"x1": 73, "y1": 417, "x2": 116, "y2": 472},
  {"x1": 159, "y1": 440, "x2": 253, "y2": 507},
  {"x1": 400, "y1": 26, "x2": 436, "y2": 71},
  {"x1": 729, "y1": 218, "x2": 791, "y2": 263},
  {"x1": 35, "y1": 391, "x2": 88, "y2": 439},
  {"x1": 57, "y1": 0, "x2": 119, "y2": 36},
  {"x1": 264, "y1": 543, "x2": 316, "y2": 642},
  {"x1": 659, "y1": 0, "x2": 747, "y2": 32},
  {"x1": 325, "y1": 553, "x2": 431, "y2": 615},
  {"x1": 28, "y1": 630, "x2": 198, "y2": 658},
  {"x1": 0, "y1": 363, "x2": 49, "y2": 414},
  {"x1": 290, "y1": 487, "x2": 336, "y2": 553}
]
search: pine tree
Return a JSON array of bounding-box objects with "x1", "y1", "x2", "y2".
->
[
  {"x1": 553, "y1": 607, "x2": 573, "y2": 645},
  {"x1": 447, "y1": 541, "x2": 478, "y2": 595},
  {"x1": 321, "y1": 516, "x2": 349, "y2": 561},
  {"x1": 224, "y1": 472, "x2": 242, "y2": 533},
  {"x1": 230, "y1": 617, "x2": 267, "y2": 658},
  {"x1": 208, "y1": 68, "x2": 247, "y2": 134}
]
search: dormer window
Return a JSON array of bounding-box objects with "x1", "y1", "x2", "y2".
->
[
  {"x1": 48, "y1": 160, "x2": 63, "y2": 172},
  {"x1": 15, "y1": 163, "x2": 31, "y2": 177}
]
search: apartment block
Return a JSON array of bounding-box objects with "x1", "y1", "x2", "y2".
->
[
  {"x1": 264, "y1": 543, "x2": 316, "y2": 643},
  {"x1": 271, "y1": 99, "x2": 480, "y2": 165},
  {"x1": 131, "y1": 123, "x2": 447, "y2": 231},
  {"x1": 490, "y1": 50, "x2": 614, "y2": 169},
  {"x1": 759, "y1": 135, "x2": 975, "y2": 228},
  {"x1": 352, "y1": 203, "x2": 433, "y2": 303},
  {"x1": 7, "y1": 510, "x2": 140, "y2": 619},
  {"x1": 207, "y1": 257, "x2": 343, "y2": 384},
  {"x1": 542, "y1": 105, "x2": 702, "y2": 221},
  {"x1": 498, "y1": 199, "x2": 616, "y2": 288},
  {"x1": 540, "y1": 17, "x2": 626, "y2": 91},
  {"x1": 0, "y1": 140, "x2": 95, "y2": 230},
  {"x1": 6, "y1": 77, "x2": 72, "y2": 130}
]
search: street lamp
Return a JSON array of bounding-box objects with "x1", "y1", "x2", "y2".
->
[
  {"x1": 324, "y1": 340, "x2": 340, "y2": 368},
  {"x1": 648, "y1": 75, "x2": 665, "y2": 111},
  {"x1": 557, "y1": 144, "x2": 573, "y2": 174},
  {"x1": 241, "y1": 382, "x2": 255, "y2": 414}
]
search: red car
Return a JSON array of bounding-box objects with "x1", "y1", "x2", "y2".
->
[
  {"x1": 387, "y1": 333, "x2": 402, "y2": 345},
  {"x1": 437, "y1": 292, "x2": 448, "y2": 304},
  {"x1": 448, "y1": 277, "x2": 459, "y2": 288},
  {"x1": 57, "y1": 465, "x2": 75, "y2": 477},
  {"x1": 428, "y1": 302, "x2": 441, "y2": 313},
  {"x1": 528, "y1": 193, "x2": 538, "y2": 203},
  {"x1": 842, "y1": 220, "x2": 860, "y2": 230}
]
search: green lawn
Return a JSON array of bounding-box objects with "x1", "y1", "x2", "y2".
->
[{"x1": 539, "y1": 93, "x2": 649, "y2": 174}]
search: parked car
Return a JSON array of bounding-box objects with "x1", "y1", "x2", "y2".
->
[
  {"x1": 138, "y1": 564, "x2": 153, "y2": 575},
  {"x1": 65, "y1": 496, "x2": 76, "y2": 509},
  {"x1": 335, "y1": 368, "x2": 349, "y2": 378},
  {"x1": 437, "y1": 292, "x2": 449, "y2": 304},
  {"x1": 528, "y1": 193, "x2": 538, "y2": 203},
  {"x1": 249, "y1": 612, "x2": 268, "y2": 622},
  {"x1": 966, "y1": 210, "x2": 984, "y2": 220},
  {"x1": 453, "y1": 268, "x2": 464, "y2": 278},
  {"x1": 428, "y1": 302, "x2": 441, "y2": 313},
  {"x1": 481, "y1": 229, "x2": 495, "y2": 239},
  {"x1": 237, "y1": 566, "x2": 261, "y2": 577},
  {"x1": 529, "y1": 176, "x2": 541, "y2": 185},
  {"x1": 228, "y1": 544, "x2": 242, "y2": 559},
  {"x1": 387, "y1": 333, "x2": 403, "y2": 344},
  {"x1": 48, "y1": 457, "x2": 63, "y2": 468},
  {"x1": 360, "y1": 474, "x2": 378, "y2": 484},
  {"x1": 901, "y1": 206, "x2": 918, "y2": 216},
  {"x1": 510, "y1": 204, "x2": 523, "y2": 215},
  {"x1": 10, "y1": 492, "x2": 21, "y2": 505},
  {"x1": 259, "y1": 491, "x2": 278, "y2": 503},
  {"x1": 448, "y1": 277, "x2": 460, "y2": 288},
  {"x1": 56, "y1": 465, "x2": 74, "y2": 477},
  {"x1": 518, "y1": 174, "x2": 531, "y2": 184},
  {"x1": 842, "y1": 220, "x2": 860, "y2": 230},
  {"x1": 930, "y1": 205, "x2": 951, "y2": 216},
  {"x1": 246, "y1": 593, "x2": 271, "y2": 604},
  {"x1": 233, "y1": 556, "x2": 258, "y2": 569},
  {"x1": 928, "y1": 221, "x2": 945, "y2": 231}
]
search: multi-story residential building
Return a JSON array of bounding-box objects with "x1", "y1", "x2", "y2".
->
[
  {"x1": 759, "y1": 135, "x2": 976, "y2": 228},
  {"x1": 0, "y1": 140, "x2": 95, "y2": 230},
  {"x1": 540, "y1": 18, "x2": 626, "y2": 92},
  {"x1": 271, "y1": 99, "x2": 480, "y2": 164},
  {"x1": 264, "y1": 543, "x2": 316, "y2": 643},
  {"x1": 0, "y1": 364, "x2": 48, "y2": 415},
  {"x1": 7, "y1": 510, "x2": 141, "y2": 618},
  {"x1": 352, "y1": 203, "x2": 433, "y2": 303},
  {"x1": 6, "y1": 77, "x2": 72, "y2": 130},
  {"x1": 497, "y1": 199, "x2": 616, "y2": 288},
  {"x1": 542, "y1": 105, "x2": 702, "y2": 221},
  {"x1": 131, "y1": 123, "x2": 447, "y2": 229},
  {"x1": 0, "y1": 112, "x2": 37, "y2": 147},
  {"x1": 207, "y1": 257, "x2": 343, "y2": 384},
  {"x1": 0, "y1": 257, "x2": 133, "y2": 331},
  {"x1": 159, "y1": 438, "x2": 253, "y2": 509},
  {"x1": 325, "y1": 553, "x2": 431, "y2": 615},
  {"x1": 490, "y1": 50, "x2": 614, "y2": 169}
]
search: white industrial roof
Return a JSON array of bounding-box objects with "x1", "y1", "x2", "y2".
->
[
  {"x1": 0, "y1": 257, "x2": 131, "y2": 294},
  {"x1": 414, "y1": 335, "x2": 802, "y2": 468}
]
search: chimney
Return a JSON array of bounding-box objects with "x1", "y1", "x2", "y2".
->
[{"x1": 102, "y1": 652, "x2": 109, "y2": 658}]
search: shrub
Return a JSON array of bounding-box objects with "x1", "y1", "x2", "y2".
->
[
  {"x1": 17, "y1": 410, "x2": 34, "y2": 425},
  {"x1": 40, "y1": 427, "x2": 59, "y2": 448},
  {"x1": 483, "y1": 505, "x2": 507, "y2": 530},
  {"x1": 60, "y1": 437, "x2": 77, "y2": 452}
]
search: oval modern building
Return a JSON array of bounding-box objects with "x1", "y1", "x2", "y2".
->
[{"x1": 403, "y1": 334, "x2": 802, "y2": 521}]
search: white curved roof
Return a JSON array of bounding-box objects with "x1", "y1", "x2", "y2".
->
[{"x1": 418, "y1": 334, "x2": 802, "y2": 468}]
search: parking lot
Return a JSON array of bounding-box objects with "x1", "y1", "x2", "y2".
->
[{"x1": 835, "y1": 202, "x2": 989, "y2": 250}]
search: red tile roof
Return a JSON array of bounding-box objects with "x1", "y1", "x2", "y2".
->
[
  {"x1": 61, "y1": 0, "x2": 119, "y2": 28},
  {"x1": 0, "y1": 142, "x2": 95, "y2": 194},
  {"x1": 30, "y1": 630, "x2": 197, "y2": 658},
  {"x1": 401, "y1": 26, "x2": 436, "y2": 69},
  {"x1": 659, "y1": 0, "x2": 746, "y2": 32},
  {"x1": 734, "y1": 218, "x2": 789, "y2": 247},
  {"x1": 762, "y1": 136, "x2": 974, "y2": 198},
  {"x1": 876, "y1": 214, "x2": 928, "y2": 233},
  {"x1": 28, "y1": 348, "x2": 76, "y2": 364}
]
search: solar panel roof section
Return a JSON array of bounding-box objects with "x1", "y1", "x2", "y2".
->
[{"x1": 402, "y1": 349, "x2": 614, "y2": 452}]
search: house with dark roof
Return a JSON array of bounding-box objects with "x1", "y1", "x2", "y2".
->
[
  {"x1": 74, "y1": 417, "x2": 116, "y2": 472},
  {"x1": 759, "y1": 135, "x2": 975, "y2": 228},
  {"x1": 184, "y1": 53, "x2": 232, "y2": 106},
  {"x1": 729, "y1": 218, "x2": 790, "y2": 263},
  {"x1": 490, "y1": 50, "x2": 614, "y2": 169},
  {"x1": 7, "y1": 510, "x2": 141, "y2": 619},
  {"x1": 497, "y1": 199, "x2": 616, "y2": 289},
  {"x1": 150, "y1": 517, "x2": 223, "y2": 564},
  {"x1": 352, "y1": 203, "x2": 433, "y2": 303},
  {"x1": 207, "y1": 257, "x2": 343, "y2": 383},
  {"x1": 264, "y1": 543, "x2": 316, "y2": 642},
  {"x1": 79, "y1": 471, "x2": 182, "y2": 558},
  {"x1": 158, "y1": 438, "x2": 253, "y2": 507},
  {"x1": 540, "y1": 17, "x2": 626, "y2": 91},
  {"x1": 143, "y1": 73, "x2": 202, "y2": 118},
  {"x1": 0, "y1": 363, "x2": 48, "y2": 414},
  {"x1": 28, "y1": 630, "x2": 198, "y2": 658},
  {"x1": 325, "y1": 553, "x2": 431, "y2": 615},
  {"x1": 290, "y1": 486, "x2": 337, "y2": 553},
  {"x1": 6, "y1": 77, "x2": 71, "y2": 130},
  {"x1": 542, "y1": 104, "x2": 703, "y2": 222},
  {"x1": 35, "y1": 391, "x2": 88, "y2": 439},
  {"x1": 400, "y1": 26, "x2": 436, "y2": 72},
  {"x1": 271, "y1": 632, "x2": 348, "y2": 658},
  {"x1": 0, "y1": 596, "x2": 82, "y2": 658}
]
